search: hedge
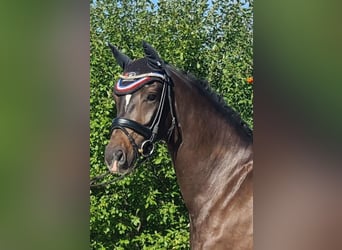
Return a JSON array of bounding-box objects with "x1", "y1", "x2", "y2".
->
[{"x1": 90, "y1": 0, "x2": 253, "y2": 248}]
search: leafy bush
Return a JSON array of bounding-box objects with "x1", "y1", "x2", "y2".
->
[{"x1": 90, "y1": 0, "x2": 253, "y2": 248}]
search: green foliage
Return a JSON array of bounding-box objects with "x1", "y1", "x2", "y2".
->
[{"x1": 90, "y1": 0, "x2": 253, "y2": 249}]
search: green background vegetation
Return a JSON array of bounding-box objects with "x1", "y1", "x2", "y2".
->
[
  {"x1": 0, "y1": 0, "x2": 340, "y2": 249},
  {"x1": 90, "y1": 0, "x2": 253, "y2": 249}
]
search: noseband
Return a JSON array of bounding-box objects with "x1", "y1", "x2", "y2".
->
[{"x1": 111, "y1": 72, "x2": 176, "y2": 157}]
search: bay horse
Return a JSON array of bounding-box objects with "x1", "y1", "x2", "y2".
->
[{"x1": 104, "y1": 41, "x2": 253, "y2": 249}]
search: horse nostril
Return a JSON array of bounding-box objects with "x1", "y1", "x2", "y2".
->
[{"x1": 114, "y1": 149, "x2": 126, "y2": 164}]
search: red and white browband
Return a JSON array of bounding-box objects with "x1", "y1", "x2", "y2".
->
[{"x1": 114, "y1": 72, "x2": 165, "y2": 95}]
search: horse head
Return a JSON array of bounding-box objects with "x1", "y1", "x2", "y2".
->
[{"x1": 105, "y1": 42, "x2": 174, "y2": 174}]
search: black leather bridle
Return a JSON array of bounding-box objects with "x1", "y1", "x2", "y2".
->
[
  {"x1": 111, "y1": 72, "x2": 176, "y2": 158},
  {"x1": 90, "y1": 71, "x2": 177, "y2": 188}
]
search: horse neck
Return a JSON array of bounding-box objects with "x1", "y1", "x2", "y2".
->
[{"x1": 166, "y1": 69, "x2": 253, "y2": 212}]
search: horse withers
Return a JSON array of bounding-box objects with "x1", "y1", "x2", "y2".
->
[{"x1": 105, "y1": 41, "x2": 253, "y2": 249}]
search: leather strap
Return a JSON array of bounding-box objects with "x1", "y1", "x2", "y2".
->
[{"x1": 111, "y1": 118, "x2": 152, "y2": 139}]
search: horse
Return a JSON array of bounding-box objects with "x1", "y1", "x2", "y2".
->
[{"x1": 104, "y1": 41, "x2": 253, "y2": 250}]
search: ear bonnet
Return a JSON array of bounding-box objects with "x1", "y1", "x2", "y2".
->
[{"x1": 110, "y1": 41, "x2": 166, "y2": 96}]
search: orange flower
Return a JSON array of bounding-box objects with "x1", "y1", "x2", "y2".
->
[{"x1": 247, "y1": 76, "x2": 253, "y2": 84}]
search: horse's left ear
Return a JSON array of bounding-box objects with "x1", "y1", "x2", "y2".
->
[{"x1": 142, "y1": 41, "x2": 164, "y2": 71}]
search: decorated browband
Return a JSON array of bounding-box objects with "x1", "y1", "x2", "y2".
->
[{"x1": 114, "y1": 72, "x2": 165, "y2": 95}]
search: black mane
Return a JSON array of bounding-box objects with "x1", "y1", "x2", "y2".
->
[{"x1": 167, "y1": 65, "x2": 253, "y2": 141}]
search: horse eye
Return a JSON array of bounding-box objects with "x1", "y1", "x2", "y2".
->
[{"x1": 147, "y1": 94, "x2": 157, "y2": 101}]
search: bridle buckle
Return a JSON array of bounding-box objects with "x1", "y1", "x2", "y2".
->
[{"x1": 139, "y1": 140, "x2": 154, "y2": 157}]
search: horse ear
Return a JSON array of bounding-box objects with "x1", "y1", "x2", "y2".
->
[
  {"x1": 142, "y1": 41, "x2": 164, "y2": 70},
  {"x1": 108, "y1": 43, "x2": 132, "y2": 70}
]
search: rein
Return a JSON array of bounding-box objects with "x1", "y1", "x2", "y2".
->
[
  {"x1": 90, "y1": 156, "x2": 148, "y2": 188},
  {"x1": 90, "y1": 71, "x2": 176, "y2": 188}
]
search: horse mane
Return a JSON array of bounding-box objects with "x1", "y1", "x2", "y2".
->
[{"x1": 166, "y1": 65, "x2": 253, "y2": 142}]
